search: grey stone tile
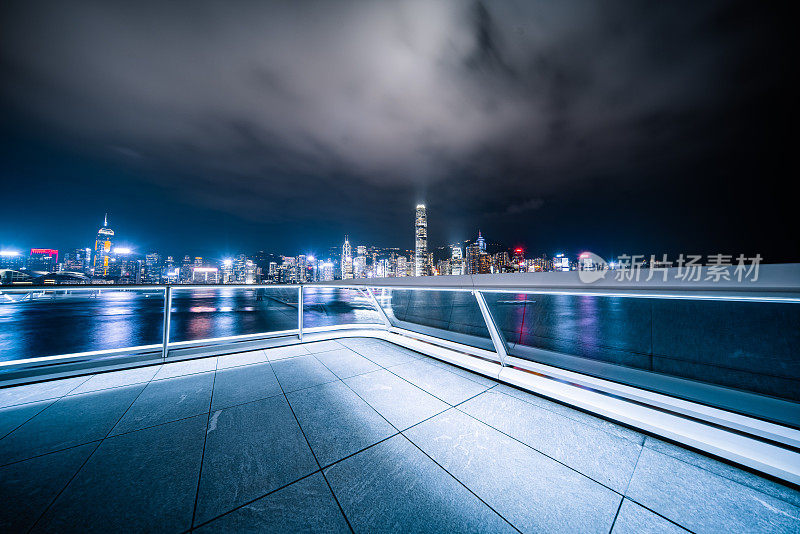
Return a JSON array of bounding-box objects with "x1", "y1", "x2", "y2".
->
[
  {"x1": 405, "y1": 410, "x2": 622, "y2": 533},
  {"x1": 68, "y1": 366, "x2": 159, "y2": 395},
  {"x1": 325, "y1": 434, "x2": 515, "y2": 533},
  {"x1": 389, "y1": 359, "x2": 491, "y2": 405},
  {"x1": 0, "y1": 443, "x2": 97, "y2": 533},
  {"x1": 314, "y1": 347, "x2": 381, "y2": 379},
  {"x1": 195, "y1": 473, "x2": 349, "y2": 533},
  {"x1": 352, "y1": 343, "x2": 421, "y2": 368},
  {"x1": 459, "y1": 389, "x2": 641, "y2": 492},
  {"x1": 612, "y1": 499, "x2": 689, "y2": 534},
  {"x1": 216, "y1": 350, "x2": 267, "y2": 369},
  {"x1": 0, "y1": 384, "x2": 144, "y2": 464},
  {"x1": 335, "y1": 337, "x2": 382, "y2": 351},
  {"x1": 211, "y1": 362, "x2": 282, "y2": 410},
  {"x1": 302, "y1": 340, "x2": 345, "y2": 354},
  {"x1": 33, "y1": 415, "x2": 207, "y2": 533},
  {"x1": 626, "y1": 447, "x2": 800, "y2": 534},
  {"x1": 344, "y1": 369, "x2": 448, "y2": 430},
  {"x1": 0, "y1": 376, "x2": 89, "y2": 409},
  {"x1": 645, "y1": 436, "x2": 800, "y2": 508},
  {"x1": 271, "y1": 354, "x2": 339, "y2": 393},
  {"x1": 110, "y1": 372, "x2": 213, "y2": 435},
  {"x1": 153, "y1": 357, "x2": 217, "y2": 380},
  {"x1": 195, "y1": 396, "x2": 318, "y2": 525},
  {"x1": 0, "y1": 399, "x2": 53, "y2": 439},
  {"x1": 494, "y1": 383, "x2": 644, "y2": 445},
  {"x1": 288, "y1": 381, "x2": 395, "y2": 466},
  {"x1": 426, "y1": 357, "x2": 499, "y2": 387},
  {"x1": 264, "y1": 344, "x2": 309, "y2": 361}
]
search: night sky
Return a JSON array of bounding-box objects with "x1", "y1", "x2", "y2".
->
[{"x1": 0, "y1": 1, "x2": 796, "y2": 261}]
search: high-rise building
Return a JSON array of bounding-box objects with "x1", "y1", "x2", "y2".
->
[
  {"x1": 396, "y1": 256, "x2": 407, "y2": 277},
  {"x1": 0, "y1": 250, "x2": 25, "y2": 271},
  {"x1": 414, "y1": 204, "x2": 427, "y2": 277},
  {"x1": 92, "y1": 214, "x2": 115, "y2": 277},
  {"x1": 451, "y1": 246, "x2": 464, "y2": 276},
  {"x1": 145, "y1": 252, "x2": 162, "y2": 283},
  {"x1": 354, "y1": 245, "x2": 366, "y2": 279},
  {"x1": 342, "y1": 236, "x2": 353, "y2": 279},
  {"x1": 28, "y1": 249, "x2": 59, "y2": 272}
]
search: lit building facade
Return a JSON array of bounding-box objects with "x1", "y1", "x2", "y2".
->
[
  {"x1": 92, "y1": 214, "x2": 115, "y2": 277},
  {"x1": 342, "y1": 236, "x2": 353, "y2": 279},
  {"x1": 414, "y1": 204, "x2": 427, "y2": 276}
]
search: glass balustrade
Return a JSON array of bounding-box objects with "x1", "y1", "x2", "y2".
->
[{"x1": 302, "y1": 287, "x2": 383, "y2": 328}]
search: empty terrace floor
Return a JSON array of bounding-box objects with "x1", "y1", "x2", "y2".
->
[{"x1": 0, "y1": 337, "x2": 798, "y2": 533}]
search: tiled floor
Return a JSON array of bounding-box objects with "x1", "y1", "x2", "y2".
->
[{"x1": 0, "y1": 337, "x2": 798, "y2": 533}]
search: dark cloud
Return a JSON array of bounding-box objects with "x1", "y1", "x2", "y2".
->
[{"x1": 0, "y1": 0, "x2": 795, "y2": 258}]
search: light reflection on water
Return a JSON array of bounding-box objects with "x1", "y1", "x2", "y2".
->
[{"x1": 0, "y1": 287, "x2": 380, "y2": 361}]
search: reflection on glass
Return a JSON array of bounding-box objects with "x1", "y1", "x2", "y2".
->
[
  {"x1": 0, "y1": 288, "x2": 165, "y2": 361},
  {"x1": 372, "y1": 288, "x2": 494, "y2": 352},
  {"x1": 170, "y1": 287, "x2": 298, "y2": 343},
  {"x1": 482, "y1": 292, "x2": 800, "y2": 404},
  {"x1": 303, "y1": 287, "x2": 382, "y2": 327}
]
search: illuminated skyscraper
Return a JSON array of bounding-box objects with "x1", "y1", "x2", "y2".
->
[
  {"x1": 451, "y1": 246, "x2": 464, "y2": 276},
  {"x1": 342, "y1": 236, "x2": 353, "y2": 279},
  {"x1": 92, "y1": 213, "x2": 115, "y2": 277},
  {"x1": 414, "y1": 204, "x2": 427, "y2": 276}
]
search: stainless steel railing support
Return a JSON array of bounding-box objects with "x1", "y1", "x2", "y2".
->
[
  {"x1": 474, "y1": 290, "x2": 508, "y2": 366},
  {"x1": 161, "y1": 285, "x2": 172, "y2": 360},
  {"x1": 298, "y1": 285, "x2": 304, "y2": 342}
]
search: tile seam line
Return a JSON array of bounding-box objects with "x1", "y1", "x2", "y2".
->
[
  {"x1": 27, "y1": 377, "x2": 150, "y2": 533},
  {"x1": 190, "y1": 369, "x2": 218, "y2": 528},
  {"x1": 397, "y1": 431, "x2": 524, "y2": 534},
  {"x1": 271, "y1": 361, "x2": 355, "y2": 534}
]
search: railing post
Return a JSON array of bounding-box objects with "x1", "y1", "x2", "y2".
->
[
  {"x1": 363, "y1": 287, "x2": 391, "y2": 329},
  {"x1": 298, "y1": 285, "x2": 304, "y2": 342},
  {"x1": 474, "y1": 290, "x2": 508, "y2": 366},
  {"x1": 161, "y1": 285, "x2": 172, "y2": 360}
]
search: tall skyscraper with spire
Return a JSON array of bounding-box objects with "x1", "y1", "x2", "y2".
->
[
  {"x1": 92, "y1": 213, "x2": 115, "y2": 277},
  {"x1": 414, "y1": 204, "x2": 427, "y2": 277},
  {"x1": 341, "y1": 236, "x2": 353, "y2": 279}
]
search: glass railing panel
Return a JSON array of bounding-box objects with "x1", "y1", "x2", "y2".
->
[
  {"x1": 482, "y1": 291, "x2": 800, "y2": 426},
  {"x1": 303, "y1": 287, "x2": 383, "y2": 328},
  {"x1": 372, "y1": 288, "x2": 495, "y2": 352},
  {"x1": 0, "y1": 287, "x2": 165, "y2": 362},
  {"x1": 169, "y1": 286, "x2": 298, "y2": 343}
]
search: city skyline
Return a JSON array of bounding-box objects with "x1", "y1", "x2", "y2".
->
[{"x1": 1, "y1": 1, "x2": 796, "y2": 262}]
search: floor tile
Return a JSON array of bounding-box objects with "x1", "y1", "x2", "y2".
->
[
  {"x1": 110, "y1": 372, "x2": 213, "y2": 435},
  {"x1": 459, "y1": 389, "x2": 641, "y2": 492},
  {"x1": 153, "y1": 357, "x2": 217, "y2": 380},
  {"x1": 426, "y1": 357, "x2": 499, "y2": 387},
  {"x1": 302, "y1": 340, "x2": 344, "y2": 354},
  {"x1": 33, "y1": 415, "x2": 207, "y2": 533},
  {"x1": 195, "y1": 473, "x2": 349, "y2": 533},
  {"x1": 611, "y1": 499, "x2": 689, "y2": 534},
  {"x1": 494, "y1": 383, "x2": 644, "y2": 445},
  {"x1": 0, "y1": 443, "x2": 97, "y2": 532},
  {"x1": 325, "y1": 434, "x2": 515, "y2": 533},
  {"x1": 0, "y1": 376, "x2": 89, "y2": 409},
  {"x1": 645, "y1": 436, "x2": 800, "y2": 508},
  {"x1": 68, "y1": 366, "x2": 159, "y2": 395},
  {"x1": 344, "y1": 369, "x2": 448, "y2": 430},
  {"x1": 194, "y1": 396, "x2": 318, "y2": 525},
  {"x1": 216, "y1": 350, "x2": 267, "y2": 370},
  {"x1": 352, "y1": 343, "x2": 421, "y2": 368},
  {"x1": 264, "y1": 344, "x2": 309, "y2": 361},
  {"x1": 389, "y1": 359, "x2": 491, "y2": 405},
  {"x1": 0, "y1": 384, "x2": 144, "y2": 464},
  {"x1": 626, "y1": 447, "x2": 800, "y2": 533},
  {"x1": 271, "y1": 354, "x2": 339, "y2": 393},
  {"x1": 211, "y1": 362, "x2": 282, "y2": 410},
  {"x1": 336, "y1": 337, "x2": 382, "y2": 351},
  {"x1": 0, "y1": 399, "x2": 54, "y2": 439},
  {"x1": 288, "y1": 381, "x2": 395, "y2": 466},
  {"x1": 405, "y1": 410, "x2": 622, "y2": 533},
  {"x1": 314, "y1": 347, "x2": 381, "y2": 379}
]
